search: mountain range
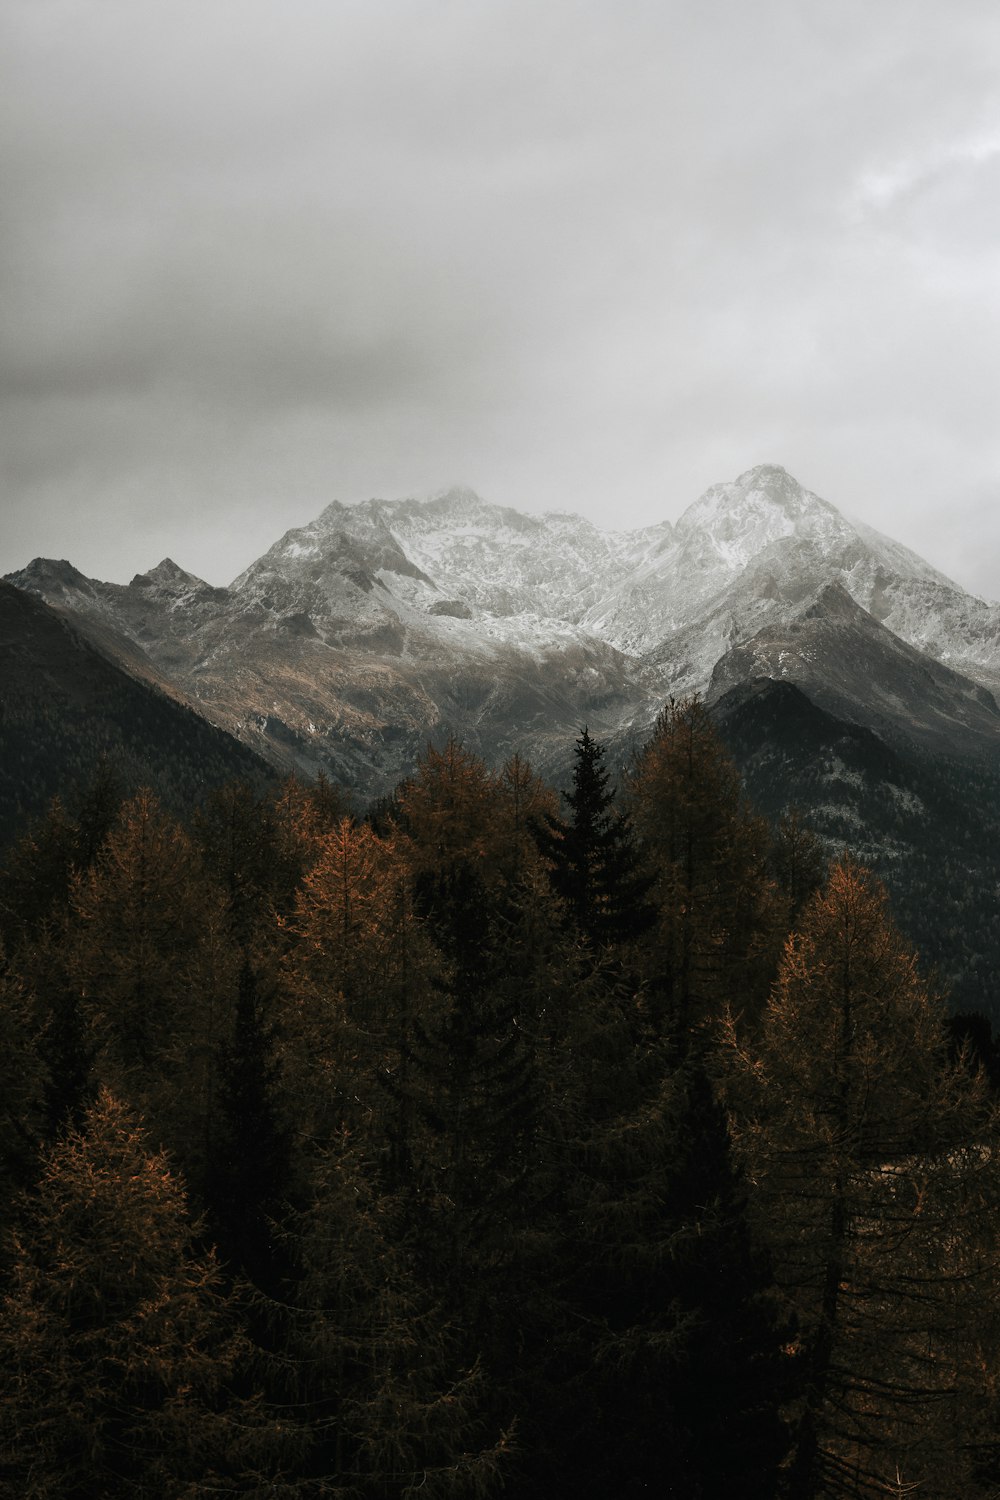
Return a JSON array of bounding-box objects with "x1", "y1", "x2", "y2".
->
[
  {"x1": 8, "y1": 464, "x2": 1000, "y2": 789},
  {"x1": 6, "y1": 462, "x2": 1000, "y2": 1015}
]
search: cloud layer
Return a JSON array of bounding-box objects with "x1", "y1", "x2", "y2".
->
[{"x1": 2, "y1": 0, "x2": 999, "y2": 594}]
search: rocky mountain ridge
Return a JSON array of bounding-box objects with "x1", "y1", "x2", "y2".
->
[{"x1": 7, "y1": 464, "x2": 1000, "y2": 796}]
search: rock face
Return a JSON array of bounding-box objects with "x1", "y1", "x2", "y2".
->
[{"x1": 7, "y1": 464, "x2": 1000, "y2": 798}]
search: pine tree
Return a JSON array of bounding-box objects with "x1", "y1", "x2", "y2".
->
[
  {"x1": 534, "y1": 727, "x2": 656, "y2": 950},
  {"x1": 207, "y1": 960, "x2": 291, "y2": 1291},
  {"x1": 524, "y1": 992, "x2": 789, "y2": 1499},
  {"x1": 285, "y1": 1124, "x2": 514, "y2": 1498}
]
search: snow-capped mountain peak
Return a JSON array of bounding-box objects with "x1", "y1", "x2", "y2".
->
[
  {"x1": 674, "y1": 464, "x2": 852, "y2": 568},
  {"x1": 10, "y1": 462, "x2": 1000, "y2": 805}
]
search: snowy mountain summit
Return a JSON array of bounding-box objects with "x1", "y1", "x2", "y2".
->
[
  {"x1": 676, "y1": 464, "x2": 850, "y2": 561},
  {"x1": 8, "y1": 463, "x2": 1000, "y2": 794}
]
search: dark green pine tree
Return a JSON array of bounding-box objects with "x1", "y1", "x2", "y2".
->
[
  {"x1": 207, "y1": 960, "x2": 291, "y2": 1291},
  {"x1": 396, "y1": 859, "x2": 541, "y2": 1455},
  {"x1": 656, "y1": 1060, "x2": 791, "y2": 1499},
  {"x1": 528, "y1": 1046, "x2": 790, "y2": 1500},
  {"x1": 534, "y1": 727, "x2": 656, "y2": 949},
  {"x1": 404, "y1": 861, "x2": 539, "y2": 1274}
]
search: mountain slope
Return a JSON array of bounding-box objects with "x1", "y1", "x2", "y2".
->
[
  {"x1": 0, "y1": 581, "x2": 273, "y2": 846},
  {"x1": 712, "y1": 677, "x2": 1000, "y2": 1022},
  {"x1": 7, "y1": 540, "x2": 664, "y2": 797},
  {"x1": 7, "y1": 463, "x2": 1000, "y2": 806},
  {"x1": 708, "y1": 582, "x2": 1000, "y2": 759}
]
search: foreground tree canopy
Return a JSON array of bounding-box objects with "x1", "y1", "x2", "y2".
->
[{"x1": 0, "y1": 700, "x2": 998, "y2": 1498}]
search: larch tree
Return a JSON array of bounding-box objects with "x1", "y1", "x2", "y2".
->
[
  {"x1": 193, "y1": 779, "x2": 285, "y2": 950},
  {"x1": 721, "y1": 857, "x2": 1000, "y2": 1499},
  {"x1": 281, "y1": 814, "x2": 433, "y2": 1159},
  {"x1": 68, "y1": 754, "x2": 125, "y2": 872},
  {"x1": 493, "y1": 752, "x2": 557, "y2": 876},
  {"x1": 267, "y1": 773, "x2": 352, "y2": 916},
  {"x1": 628, "y1": 697, "x2": 780, "y2": 1033},
  {"x1": 769, "y1": 808, "x2": 828, "y2": 928},
  {"x1": 0, "y1": 795, "x2": 80, "y2": 945},
  {"x1": 396, "y1": 737, "x2": 503, "y2": 888},
  {"x1": 66, "y1": 788, "x2": 237, "y2": 1192},
  {"x1": 0, "y1": 1087, "x2": 289, "y2": 1497},
  {"x1": 13, "y1": 919, "x2": 96, "y2": 1144}
]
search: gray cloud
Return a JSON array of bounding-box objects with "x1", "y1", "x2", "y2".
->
[{"x1": 1, "y1": 0, "x2": 999, "y2": 596}]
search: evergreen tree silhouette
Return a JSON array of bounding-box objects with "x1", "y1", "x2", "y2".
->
[
  {"x1": 208, "y1": 960, "x2": 291, "y2": 1291},
  {"x1": 534, "y1": 727, "x2": 656, "y2": 949},
  {"x1": 655, "y1": 1060, "x2": 791, "y2": 1499}
]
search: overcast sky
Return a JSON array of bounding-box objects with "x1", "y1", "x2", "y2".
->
[{"x1": 2, "y1": 0, "x2": 999, "y2": 597}]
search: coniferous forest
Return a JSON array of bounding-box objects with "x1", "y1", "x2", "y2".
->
[{"x1": 2, "y1": 699, "x2": 1000, "y2": 1498}]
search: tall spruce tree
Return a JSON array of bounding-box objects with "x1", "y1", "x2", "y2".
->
[
  {"x1": 285, "y1": 1121, "x2": 514, "y2": 1499},
  {"x1": 651, "y1": 1059, "x2": 791, "y2": 1498},
  {"x1": 400, "y1": 861, "x2": 537, "y2": 1274},
  {"x1": 207, "y1": 960, "x2": 291, "y2": 1291},
  {"x1": 524, "y1": 989, "x2": 789, "y2": 1499},
  {"x1": 534, "y1": 727, "x2": 656, "y2": 950}
]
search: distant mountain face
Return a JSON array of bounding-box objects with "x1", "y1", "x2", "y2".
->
[
  {"x1": 710, "y1": 676, "x2": 1000, "y2": 1022},
  {"x1": 7, "y1": 463, "x2": 1000, "y2": 800}
]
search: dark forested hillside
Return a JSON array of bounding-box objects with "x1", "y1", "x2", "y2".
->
[
  {"x1": 714, "y1": 678, "x2": 1000, "y2": 1023},
  {"x1": 0, "y1": 582, "x2": 274, "y2": 848},
  {"x1": 1, "y1": 709, "x2": 999, "y2": 1497}
]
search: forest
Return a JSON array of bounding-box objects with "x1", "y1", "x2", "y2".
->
[{"x1": 1, "y1": 698, "x2": 999, "y2": 1498}]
